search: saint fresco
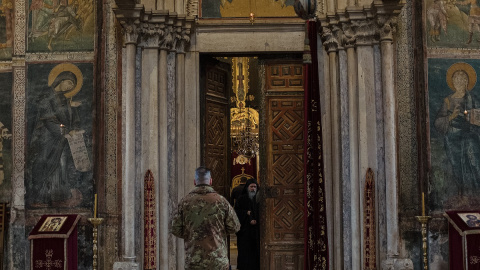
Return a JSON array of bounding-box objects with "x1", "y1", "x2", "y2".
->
[
  {"x1": 0, "y1": 0, "x2": 14, "y2": 60},
  {"x1": 0, "y1": 72, "x2": 12, "y2": 200},
  {"x1": 429, "y1": 59, "x2": 480, "y2": 210},
  {"x1": 26, "y1": 62, "x2": 93, "y2": 209},
  {"x1": 426, "y1": 0, "x2": 480, "y2": 47},
  {"x1": 201, "y1": 0, "x2": 296, "y2": 18},
  {"x1": 27, "y1": 0, "x2": 94, "y2": 52}
]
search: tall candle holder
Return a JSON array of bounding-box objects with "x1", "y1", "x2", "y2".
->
[
  {"x1": 88, "y1": 217, "x2": 104, "y2": 270},
  {"x1": 416, "y1": 215, "x2": 431, "y2": 270}
]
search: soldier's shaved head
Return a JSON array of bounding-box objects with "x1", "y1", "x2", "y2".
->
[{"x1": 195, "y1": 166, "x2": 211, "y2": 185}]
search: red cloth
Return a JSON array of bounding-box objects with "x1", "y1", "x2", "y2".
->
[
  {"x1": 445, "y1": 211, "x2": 480, "y2": 270},
  {"x1": 29, "y1": 214, "x2": 80, "y2": 270},
  {"x1": 231, "y1": 152, "x2": 256, "y2": 180},
  {"x1": 303, "y1": 20, "x2": 329, "y2": 270}
]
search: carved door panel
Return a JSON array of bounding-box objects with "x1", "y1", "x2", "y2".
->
[
  {"x1": 263, "y1": 62, "x2": 305, "y2": 270},
  {"x1": 202, "y1": 58, "x2": 231, "y2": 199}
]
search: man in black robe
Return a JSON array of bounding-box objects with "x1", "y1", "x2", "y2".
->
[{"x1": 234, "y1": 178, "x2": 260, "y2": 270}]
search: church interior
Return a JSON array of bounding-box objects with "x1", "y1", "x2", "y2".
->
[{"x1": 1, "y1": 0, "x2": 480, "y2": 269}]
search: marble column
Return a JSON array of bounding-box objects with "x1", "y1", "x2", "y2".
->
[
  {"x1": 174, "y1": 16, "x2": 193, "y2": 270},
  {"x1": 319, "y1": 25, "x2": 334, "y2": 270},
  {"x1": 321, "y1": 23, "x2": 343, "y2": 269},
  {"x1": 343, "y1": 23, "x2": 361, "y2": 270},
  {"x1": 118, "y1": 18, "x2": 140, "y2": 269},
  {"x1": 380, "y1": 19, "x2": 398, "y2": 260},
  {"x1": 158, "y1": 19, "x2": 172, "y2": 268}
]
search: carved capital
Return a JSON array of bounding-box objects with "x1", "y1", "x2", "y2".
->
[
  {"x1": 350, "y1": 19, "x2": 378, "y2": 46},
  {"x1": 121, "y1": 20, "x2": 140, "y2": 44},
  {"x1": 340, "y1": 22, "x2": 356, "y2": 48},
  {"x1": 377, "y1": 16, "x2": 398, "y2": 42},
  {"x1": 140, "y1": 22, "x2": 164, "y2": 48},
  {"x1": 113, "y1": 5, "x2": 144, "y2": 45},
  {"x1": 320, "y1": 25, "x2": 339, "y2": 52}
]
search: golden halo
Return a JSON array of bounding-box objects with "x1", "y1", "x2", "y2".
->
[
  {"x1": 446, "y1": 62, "x2": 477, "y2": 91},
  {"x1": 48, "y1": 63, "x2": 83, "y2": 98}
]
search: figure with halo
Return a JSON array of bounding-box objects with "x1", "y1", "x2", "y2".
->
[
  {"x1": 27, "y1": 63, "x2": 90, "y2": 207},
  {"x1": 434, "y1": 62, "x2": 480, "y2": 195}
]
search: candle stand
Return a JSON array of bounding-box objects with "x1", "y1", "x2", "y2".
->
[
  {"x1": 416, "y1": 215, "x2": 431, "y2": 270},
  {"x1": 88, "y1": 217, "x2": 104, "y2": 270}
]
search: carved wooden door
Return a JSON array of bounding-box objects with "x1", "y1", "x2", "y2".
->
[
  {"x1": 202, "y1": 57, "x2": 231, "y2": 199},
  {"x1": 263, "y1": 62, "x2": 305, "y2": 270}
]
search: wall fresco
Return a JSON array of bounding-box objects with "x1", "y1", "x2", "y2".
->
[
  {"x1": 426, "y1": 0, "x2": 480, "y2": 48},
  {"x1": 26, "y1": 62, "x2": 93, "y2": 209},
  {"x1": 27, "y1": 0, "x2": 94, "y2": 52},
  {"x1": 0, "y1": 0, "x2": 14, "y2": 60},
  {"x1": 428, "y1": 58, "x2": 480, "y2": 211},
  {"x1": 0, "y1": 72, "x2": 12, "y2": 201},
  {"x1": 201, "y1": 0, "x2": 296, "y2": 18}
]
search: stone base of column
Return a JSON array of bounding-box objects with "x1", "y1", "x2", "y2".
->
[
  {"x1": 113, "y1": 261, "x2": 139, "y2": 270},
  {"x1": 381, "y1": 258, "x2": 413, "y2": 270}
]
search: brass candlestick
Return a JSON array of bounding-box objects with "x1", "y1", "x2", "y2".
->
[
  {"x1": 416, "y1": 215, "x2": 431, "y2": 270},
  {"x1": 88, "y1": 218, "x2": 104, "y2": 270}
]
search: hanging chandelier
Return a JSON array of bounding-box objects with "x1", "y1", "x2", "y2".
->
[
  {"x1": 230, "y1": 57, "x2": 259, "y2": 162},
  {"x1": 231, "y1": 106, "x2": 259, "y2": 160}
]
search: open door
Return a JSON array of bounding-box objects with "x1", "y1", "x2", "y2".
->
[
  {"x1": 262, "y1": 61, "x2": 305, "y2": 270},
  {"x1": 201, "y1": 56, "x2": 231, "y2": 199}
]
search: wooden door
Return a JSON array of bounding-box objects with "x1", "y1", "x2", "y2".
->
[
  {"x1": 262, "y1": 62, "x2": 305, "y2": 270},
  {"x1": 201, "y1": 57, "x2": 231, "y2": 199}
]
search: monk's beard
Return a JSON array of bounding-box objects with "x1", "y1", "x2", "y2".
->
[{"x1": 248, "y1": 190, "x2": 256, "y2": 200}]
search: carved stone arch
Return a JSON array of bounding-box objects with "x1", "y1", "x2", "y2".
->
[{"x1": 186, "y1": 0, "x2": 199, "y2": 17}]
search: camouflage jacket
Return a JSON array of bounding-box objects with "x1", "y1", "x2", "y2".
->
[{"x1": 171, "y1": 185, "x2": 240, "y2": 270}]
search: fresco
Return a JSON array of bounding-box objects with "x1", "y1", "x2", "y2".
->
[
  {"x1": 0, "y1": 0, "x2": 13, "y2": 60},
  {"x1": 27, "y1": 0, "x2": 94, "y2": 52},
  {"x1": 0, "y1": 72, "x2": 12, "y2": 200},
  {"x1": 428, "y1": 58, "x2": 480, "y2": 211},
  {"x1": 201, "y1": 0, "x2": 296, "y2": 18},
  {"x1": 425, "y1": 0, "x2": 480, "y2": 48},
  {"x1": 26, "y1": 62, "x2": 93, "y2": 209}
]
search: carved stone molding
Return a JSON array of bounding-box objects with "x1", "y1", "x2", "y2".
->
[
  {"x1": 12, "y1": 67, "x2": 25, "y2": 208},
  {"x1": 25, "y1": 52, "x2": 95, "y2": 62},
  {"x1": 186, "y1": 0, "x2": 199, "y2": 17},
  {"x1": 114, "y1": 6, "x2": 195, "y2": 51},
  {"x1": 14, "y1": 0, "x2": 26, "y2": 55},
  {"x1": 317, "y1": 1, "x2": 404, "y2": 48},
  {"x1": 381, "y1": 258, "x2": 414, "y2": 270}
]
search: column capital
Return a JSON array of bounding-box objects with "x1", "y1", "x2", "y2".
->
[
  {"x1": 114, "y1": 4, "x2": 144, "y2": 45},
  {"x1": 115, "y1": 6, "x2": 195, "y2": 52},
  {"x1": 376, "y1": 15, "x2": 398, "y2": 42},
  {"x1": 320, "y1": 24, "x2": 340, "y2": 52},
  {"x1": 317, "y1": 0, "x2": 405, "y2": 48},
  {"x1": 174, "y1": 16, "x2": 195, "y2": 54}
]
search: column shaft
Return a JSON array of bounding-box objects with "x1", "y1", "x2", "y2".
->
[
  {"x1": 329, "y1": 50, "x2": 343, "y2": 269},
  {"x1": 356, "y1": 44, "x2": 377, "y2": 267},
  {"x1": 124, "y1": 43, "x2": 137, "y2": 261},
  {"x1": 175, "y1": 52, "x2": 186, "y2": 269},
  {"x1": 347, "y1": 46, "x2": 361, "y2": 270},
  {"x1": 381, "y1": 39, "x2": 399, "y2": 257},
  {"x1": 158, "y1": 48, "x2": 169, "y2": 268}
]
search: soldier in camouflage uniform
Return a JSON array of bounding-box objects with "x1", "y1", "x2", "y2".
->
[{"x1": 171, "y1": 166, "x2": 240, "y2": 270}]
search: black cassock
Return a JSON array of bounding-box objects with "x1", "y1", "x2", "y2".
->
[{"x1": 234, "y1": 182, "x2": 260, "y2": 270}]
